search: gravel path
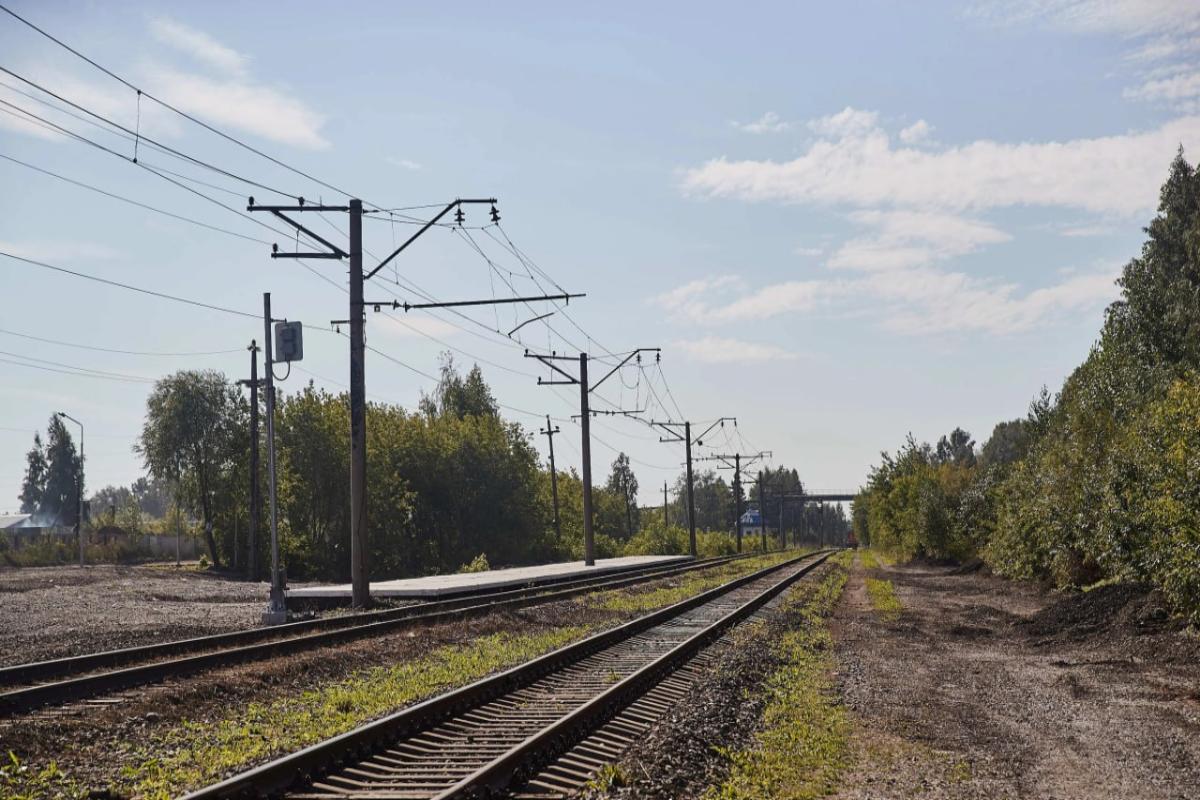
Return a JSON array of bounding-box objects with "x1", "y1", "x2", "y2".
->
[
  {"x1": 831, "y1": 558, "x2": 1200, "y2": 800},
  {"x1": 0, "y1": 563, "x2": 268, "y2": 665}
]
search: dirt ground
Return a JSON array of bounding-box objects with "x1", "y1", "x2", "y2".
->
[
  {"x1": 831, "y1": 558, "x2": 1200, "y2": 800},
  {"x1": 0, "y1": 563, "x2": 269, "y2": 665}
]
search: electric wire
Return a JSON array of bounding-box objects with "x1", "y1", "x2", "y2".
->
[
  {"x1": 0, "y1": 4, "x2": 369, "y2": 204},
  {"x1": 0, "y1": 327, "x2": 241, "y2": 357}
]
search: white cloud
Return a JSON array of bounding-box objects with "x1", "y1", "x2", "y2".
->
[
  {"x1": 683, "y1": 110, "x2": 1200, "y2": 215},
  {"x1": 872, "y1": 265, "x2": 1119, "y2": 335},
  {"x1": 386, "y1": 157, "x2": 423, "y2": 170},
  {"x1": 975, "y1": 2, "x2": 1200, "y2": 111},
  {"x1": 806, "y1": 106, "x2": 879, "y2": 138},
  {"x1": 653, "y1": 275, "x2": 740, "y2": 321},
  {"x1": 827, "y1": 210, "x2": 1010, "y2": 271},
  {"x1": 150, "y1": 17, "x2": 249, "y2": 76},
  {"x1": 1125, "y1": 69, "x2": 1200, "y2": 105},
  {"x1": 971, "y1": 1, "x2": 1200, "y2": 37},
  {"x1": 899, "y1": 119, "x2": 935, "y2": 145},
  {"x1": 733, "y1": 111, "x2": 791, "y2": 134},
  {"x1": 149, "y1": 68, "x2": 328, "y2": 150},
  {"x1": 671, "y1": 336, "x2": 798, "y2": 363}
]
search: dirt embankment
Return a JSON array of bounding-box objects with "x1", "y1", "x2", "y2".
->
[{"x1": 831, "y1": 559, "x2": 1200, "y2": 800}]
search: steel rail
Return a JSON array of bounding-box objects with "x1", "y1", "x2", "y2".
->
[
  {"x1": 179, "y1": 550, "x2": 833, "y2": 800},
  {"x1": 0, "y1": 552, "x2": 771, "y2": 715},
  {"x1": 0, "y1": 554, "x2": 719, "y2": 688}
]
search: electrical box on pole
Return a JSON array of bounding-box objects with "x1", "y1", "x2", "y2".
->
[{"x1": 273, "y1": 321, "x2": 303, "y2": 362}]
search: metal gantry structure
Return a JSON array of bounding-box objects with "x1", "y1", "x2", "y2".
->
[
  {"x1": 524, "y1": 348, "x2": 661, "y2": 565},
  {"x1": 249, "y1": 197, "x2": 582, "y2": 606},
  {"x1": 646, "y1": 417, "x2": 736, "y2": 556},
  {"x1": 696, "y1": 451, "x2": 771, "y2": 552}
]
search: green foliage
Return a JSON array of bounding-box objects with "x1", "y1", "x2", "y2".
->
[
  {"x1": 857, "y1": 150, "x2": 1200, "y2": 622},
  {"x1": 864, "y1": 577, "x2": 902, "y2": 620},
  {"x1": 137, "y1": 370, "x2": 245, "y2": 567},
  {"x1": 707, "y1": 560, "x2": 851, "y2": 800},
  {"x1": 119, "y1": 627, "x2": 587, "y2": 799},
  {"x1": 458, "y1": 553, "x2": 490, "y2": 573}
]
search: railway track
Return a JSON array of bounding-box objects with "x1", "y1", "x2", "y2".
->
[
  {"x1": 182, "y1": 549, "x2": 833, "y2": 800},
  {"x1": 0, "y1": 551, "x2": 776, "y2": 717}
]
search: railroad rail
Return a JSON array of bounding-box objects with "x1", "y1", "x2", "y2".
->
[
  {"x1": 0, "y1": 551, "x2": 776, "y2": 716},
  {"x1": 182, "y1": 549, "x2": 833, "y2": 800}
]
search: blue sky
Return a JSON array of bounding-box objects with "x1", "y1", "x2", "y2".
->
[{"x1": 2, "y1": 0, "x2": 1199, "y2": 511}]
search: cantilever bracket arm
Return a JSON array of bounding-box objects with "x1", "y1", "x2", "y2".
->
[
  {"x1": 692, "y1": 416, "x2": 736, "y2": 446},
  {"x1": 527, "y1": 353, "x2": 579, "y2": 385},
  {"x1": 247, "y1": 200, "x2": 348, "y2": 259},
  {"x1": 590, "y1": 347, "x2": 661, "y2": 394},
  {"x1": 366, "y1": 197, "x2": 497, "y2": 280}
]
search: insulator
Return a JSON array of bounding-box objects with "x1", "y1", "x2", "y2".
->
[
  {"x1": 454, "y1": 207, "x2": 465, "y2": 226},
  {"x1": 490, "y1": 204, "x2": 501, "y2": 223}
]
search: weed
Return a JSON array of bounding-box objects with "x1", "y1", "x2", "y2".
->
[
  {"x1": 113, "y1": 627, "x2": 588, "y2": 799},
  {"x1": 706, "y1": 562, "x2": 851, "y2": 799},
  {"x1": 865, "y1": 577, "x2": 902, "y2": 620},
  {"x1": 589, "y1": 551, "x2": 804, "y2": 614}
]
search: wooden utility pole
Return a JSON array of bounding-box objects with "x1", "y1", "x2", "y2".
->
[
  {"x1": 541, "y1": 415, "x2": 562, "y2": 541},
  {"x1": 663, "y1": 481, "x2": 668, "y2": 526}
]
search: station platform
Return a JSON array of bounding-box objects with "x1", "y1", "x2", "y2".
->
[{"x1": 287, "y1": 554, "x2": 691, "y2": 605}]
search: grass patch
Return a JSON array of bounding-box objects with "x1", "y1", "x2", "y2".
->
[
  {"x1": 706, "y1": 558, "x2": 851, "y2": 799},
  {"x1": 865, "y1": 577, "x2": 902, "y2": 620},
  {"x1": 588, "y1": 551, "x2": 804, "y2": 614},
  {"x1": 39, "y1": 626, "x2": 585, "y2": 799}
]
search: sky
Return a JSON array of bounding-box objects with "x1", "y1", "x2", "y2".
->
[{"x1": 2, "y1": 0, "x2": 1200, "y2": 513}]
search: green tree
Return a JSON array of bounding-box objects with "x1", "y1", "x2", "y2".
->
[
  {"x1": 137, "y1": 370, "x2": 245, "y2": 566},
  {"x1": 18, "y1": 432, "x2": 47, "y2": 514},
  {"x1": 605, "y1": 452, "x2": 639, "y2": 539},
  {"x1": 40, "y1": 416, "x2": 82, "y2": 527}
]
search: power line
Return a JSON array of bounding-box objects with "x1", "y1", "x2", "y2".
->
[
  {"x1": 0, "y1": 354, "x2": 152, "y2": 383},
  {"x1": 0, "y1": 327, "x2": 241, "y2": 357},
  {"x1": 0, "y1": 65, "x2": 298, "y2": 199},
  {"x1": 0, "y1": 250, "x2": 260, "y2": 319},
  {"x1": 0, "y1": 4, "x2": 365, "y2": 203},
  {"x1": 0, "y1": 152, "x2": 271, "y2": 246}
]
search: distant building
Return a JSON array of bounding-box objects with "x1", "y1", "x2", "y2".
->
[
  {"x1": 739, "y1": 508, "x2": 772, "y2": 539},
  {"x1": 0, "y1": 514, "x2": 33, "y2": 529}
]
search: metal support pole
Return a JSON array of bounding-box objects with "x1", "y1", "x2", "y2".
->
[
  {"x1": 247, "y1": 340, "x2": 260, "y2": 580},
  {"x1": 77, "y1": 424, "x2": 84, "y2": 566},
  {"x1": 685, "y1": 421, "x2": 696, "y2": 558},
  {"x1": 734, "y1": 454, "x2": 742, "y2": 553},
  {"x1": 348, "y1": 198, "x2": 370, "y2": 607},
  {"x1": 663, "y1": 481, "x2": 668, "y2": 527},
  {"x1": 579, "y1": 353, "x2": 595, "y2": 565},
  {"x1": 758, "y1": 471, "x2": 767, "y2": 552},
  {"x1": 779, "y1": 496, "x2": 786, "y2": 550},
  {"x1": 263, "y1": 294, "x2": 286, "y2": 624},
  {"x1": 543, "y1": 416, "x2": 561, "y2": 541}
]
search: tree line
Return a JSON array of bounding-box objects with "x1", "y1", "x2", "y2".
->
[
  {"x1": 854, "y1": 149, "x2": 1200, "y2": 622},
  {"x1": 17, "y1": 352, "x2": 841, "y2": 578}
]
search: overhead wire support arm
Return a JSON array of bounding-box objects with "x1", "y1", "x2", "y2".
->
[
  {"x1": 367, "y1": 198, "x2": 498, "y2": 280},
  {"x1": 247, "y1": 198, "x2": 349, "y2": 259},
  {"x1": 361, "y1": 293, "x2": 584, "y2": 312},
  {"x1": 590, "y1": 347, "x2": 661, "y2": 393}
]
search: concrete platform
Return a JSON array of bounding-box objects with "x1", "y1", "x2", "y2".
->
[{"x1": 288, "y1": 554, "x2": 690, "y2": 602}]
